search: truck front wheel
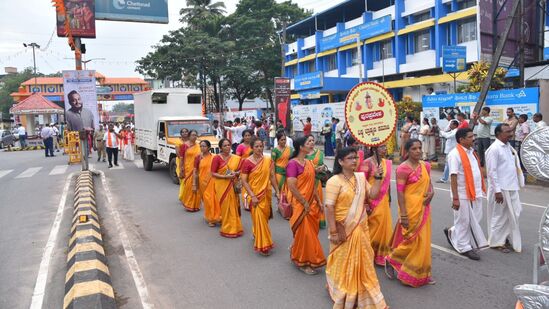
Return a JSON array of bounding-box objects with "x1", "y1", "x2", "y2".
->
[
  {"x1": 143, "y1": 154, "x2": 154, "y2": 171},
  {"x1": 169, "y1": 157, "x2": 180, "y2": 185}
]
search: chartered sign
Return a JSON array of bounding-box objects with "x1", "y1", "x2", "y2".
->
[
  {"x1": 319, "y1": 15, "x2": 392, "y2": 52},
  {"x1": 95, "y1": 0, "x2": 169, "y2": 24}
]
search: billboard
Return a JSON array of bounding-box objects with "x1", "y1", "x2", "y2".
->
[
  {"x1": 57, "y1": 0, "x2": 96, "y2": 38},
  {"x1": 63, "y1": 70, "x2": 99, "y2": 131},
  {"x1": 479, "y1": 0, "x2": 542, "y2": 65},
  {"x1": 95, "y1": 0, "x2": 169, "y2": 24},
  {"x1": 274, "y1": 78, "x2": 291, "y2": 128},
  {"x1": 292, "y1": 102, "x2": 345, "y2": 133}
]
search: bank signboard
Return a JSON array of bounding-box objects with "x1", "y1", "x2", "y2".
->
[
  {"x1": 294, "y1": 71, "x2": 323, "y2": 91},
  {"x1": 95, "y1": 0, "x2": 169, "y2": 24},
  {"x1": 318, "y1": 15, "x2": 392, "y2": 52}
]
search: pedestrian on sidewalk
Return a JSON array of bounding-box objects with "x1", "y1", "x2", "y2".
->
[
  {"x1": 419, "y1": 118, "x2": 431, "y2": 161},
  {"x1": 224, "y1": 118, "x2": 246, "y2": 154},
  {"x1": 471, "y1": 107, "x2": 493, "y2": 167},
  {"x1": 324, "y1": 147, "x2": 388, "y2": 308},
  {"x1": 300, "y1": 117, "x2": 312, "y2": 137},
  {"x1": 123, "y1": 125, "x2": 135, "y2": 161},
  {"x1": 457, "y1": 113, "x2": 469, "y2": 129},
  {"x1": 485, "y1": 123, "x2": 524, "y2": 253},
  {"x1": 321, "y1": 123, "x2": 334, "y2": 156},
  {"x1": 52, "y1": 123, "x2": 60, "y2": 152},
  {"x1": 194, "y1": 140, "x2": 219, "y2": 227},
  {"x1": 287, "y1": 135, "x2": 326, "y2": 275},
  {"x1": 17, "y1": 124, "x2": 27, "y2": 148},
  {"x1": 503, "y1": 108, "x2": 519, "y2": 148},
  {"x1": 515, "y1": 114, "x2": 530, "y2": 171},
  {"x1": 104, "y1": 123, "x2": 121, "y2": 168},
  {"x1": 178, "y1": 130, "x2": 201, "y2": 212},
  {"x1": 268, "y1": 121, "x2": 276, "y2": 149},
  {"x1": 40, "y1": 124, "x2": 54, "y2": 157},
  {"x1": 94, "y1": 126, "x2": 106, "y2": 162},
  {"x1": 399, "y1": 116, "x2": 413, "y2": 160},
  {"x1": 437, "y1": 119, "x2": 459, "y2": 183},
  {"x1": 444, "y1": 128, "x2": 488, "y2": 261},
  {"x1": 428, "y1": 118, "x2": 439, "y2": 161},
  {"x1": 241, "y1": 137, "x2": 280, "y2": 256}
]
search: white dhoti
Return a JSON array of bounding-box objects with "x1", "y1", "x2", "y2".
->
[
  {"x1": 449, "y1": 198, "x2": 488, "y2": 253},
  {"x1": 487, "y1": 189, "x2": 522, "y2": 252},
  {"x1": 124, "y1": 142, "x2": 135, "y2": 161}
]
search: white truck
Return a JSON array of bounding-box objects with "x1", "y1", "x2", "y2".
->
[{"x1": 134, "y1": 88, "x2": 219, "y2": 184}]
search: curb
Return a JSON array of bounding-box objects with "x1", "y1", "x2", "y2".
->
[
  {"x1": 64, "y1": 171, "x2": 116, "y2": 309},
  {"x1": 6, "y1": 145, "x2": 46, "y2": 151}
]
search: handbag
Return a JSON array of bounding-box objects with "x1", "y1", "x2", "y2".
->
[{"x1": 277, "y1": 193, "x2": 292, "y2": 220}]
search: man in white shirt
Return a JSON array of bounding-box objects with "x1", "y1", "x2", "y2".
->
[
  {"x1": 273, "y1": 135, "x2": 293, "y2": 149},
  {"x1": 224, "y1": 117, "x2": 246, "y2": 153},
  {"x1": 40, "y1": 125, "x2": 54, "y2": 157},
  {"x1": 444, "y1": 128, "x2": 488, "y2": 260},
  {"x1": 471, "y1": 107, "x2": 493, "y2": 167},
  {"x1": 52, "y1": 123, "x2": 60, "y2": 152},
  {"x1": 103, "y1": 123, "x2": 122, "y2": 168},
  {"x1": 533, "y1": 113, "x2": 547, "y2": 130},
  {"x1": 485, "y1": 123, "x2": 524, "y2": 253},
  {"x1": 17, "y1": 124, "x2": 27, "y2": 148},
  {"x1": 437, "y1": 119, "x2": 459, "y2": 183},
  {"x1": 212, "y1": 120, "x2": 223, "y2": 140}
]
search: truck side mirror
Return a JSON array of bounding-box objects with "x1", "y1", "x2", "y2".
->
[{"x1": 159, "y1": 132, "x2": 165, "y2": 139}]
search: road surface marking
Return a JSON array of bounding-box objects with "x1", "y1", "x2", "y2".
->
[
  {"x1": 134, "y1": 160, "x2": 143, "y2": 168},
  {"x1": 0, "y1": 169, "x2": 14, "y2": 179},
  {"x1": 15, "y1": 167, "x2": 42, "y2": 179},
  {"x1": 111, "y1": 163, "x2": 124, "y2": 170},
  {"x1": 89, "y1": 164, "x2": 95, "y2": 171},
  {"x1": 431, "y1": 244, "x2": 467, "y2": 259},
  {"x1": 29, "y1": 172, "x2": 74, "y2": 309},
  {"x1": 49, "y1": 165, "x2": 68, "y2": 175},
  {"x1": 99, "y1": 171, "x2": 153, "y2": 309}
]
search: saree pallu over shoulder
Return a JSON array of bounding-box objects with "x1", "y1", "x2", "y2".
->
[
  {"x1": 180, "y1": 143, "x2": 201, "y2": 212},
  {"x1": 214, "y1": 155, "x2": 243, "y2": 238},
  {"x1": 289, "y1": 160, "x2": 326, "y2": 268},
  {"x1": 273, "y1": 147, "x2": 291, "y2": 191},
  {"x1": 326, "y1": 173, "x2": 387, "y2": 309},
  {"x1": 306, "y1": 149, "x2": 326, "y2": 228},
  {"x1": 246, "y1": 157, "x2": 274, "y2": 253},
  {"x1": 200, "y1": 155, "x2": 219, "y2": 224},
  {"x1": 386, "y1": 161, "x2": 432, "y2": 287}
]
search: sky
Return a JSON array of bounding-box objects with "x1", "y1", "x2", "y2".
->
[{"x1": 0, "y1": 0, "x2": 342, "y2": 78}]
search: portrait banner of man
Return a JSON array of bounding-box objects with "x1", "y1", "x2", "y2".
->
[{"x1": 63, "y1": 70, "x2": 98, "y2": 132}]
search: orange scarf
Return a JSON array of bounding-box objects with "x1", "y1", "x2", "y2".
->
[{"x1": 456, "y1": 144, "x2": 485, "y2": 200}]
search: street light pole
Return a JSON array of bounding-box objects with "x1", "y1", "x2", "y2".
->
[
  {"x1": 23, "y1": 43, "x2": 41, "y2": 92},
  {"x1": 381, "y1": 46, "x2": 385, "y2": 86}
]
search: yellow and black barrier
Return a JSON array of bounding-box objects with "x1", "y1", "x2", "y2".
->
[
  {"x1": 64, "y1": 171, "x2": 116, "y2": 309},
  {"x1": 5, "y1": 145, "x2": 46, "y2": 151}
]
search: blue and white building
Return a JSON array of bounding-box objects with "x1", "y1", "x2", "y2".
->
[{"x1": 283, "y1": 0, "x2": 521, "y2": 104}]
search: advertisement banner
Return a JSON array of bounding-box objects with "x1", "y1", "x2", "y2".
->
[
  {"x1": 422, "y1": 87, "x2": 539, "y2": 134},
  {"x1": 345, "y1": 82, "x2": 398, "y2": 146},
  {"x1": 63, "y1": 70, "x2": 99, "y2": 131},
  {"x1": 95, "y1": 0, "x2": 169, "y2": 24},
  {"x1": 479, "y1": 0, "x2": 541, "y2": 64},
  {"x1": 294, "y1": 71, "x2": 323, "y2": 91},
  {"x1": 274, "y1": 77, "x2": 291, "y2": 128},
  {"x1": 56, "y1": 0, "x2": 96, "y2": 38},
  {"x1": 319, "y1": 15, "x2": 392, "y2": 52},
  {"x1": 292, "y1": 102, "x2": 345, "y2": 133}
]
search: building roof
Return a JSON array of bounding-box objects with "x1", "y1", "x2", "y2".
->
[
  {"x1": 9, "y1": 93, "x2": 63, "y2": 115},
  {"x1": 20, "y1": 73, "x2": 146, "y2": 86}
]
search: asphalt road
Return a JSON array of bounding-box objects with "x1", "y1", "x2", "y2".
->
[{"x1": 1, "y1": 149, "x2": 548, "y2": 308}]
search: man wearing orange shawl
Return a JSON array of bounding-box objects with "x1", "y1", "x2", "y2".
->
[
  {"x1": 178, "y1": 130, "x2": 201, "y2": 212},
  {"x1": 444, "y1": 128, "x2": 488, "y2": 260}
]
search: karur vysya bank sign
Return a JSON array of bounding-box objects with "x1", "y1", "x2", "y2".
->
[{"x1": 318, "y1": 15, "x2": 392, "y2": 52}]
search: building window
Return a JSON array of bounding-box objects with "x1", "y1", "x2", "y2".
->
[
  {"x1": 414, "y1": 11, "x2": 431, "y2": 23},
  {"x1": 350, "y1": 49, "x2": 358, "y2": 66},
  {"x1": 305, "y1": 60, "x2": 315, "y2": 73},
  {"x1": 458, "y1": 0, "x2": 476, "y2": 10},
  {"x1": 414, "y1": 29, "x2": 431, "y2": 53},
  {"x1": 380, "y1": 40, "x2": 393, "y2": 59},
  {"x1": 458, "y1": 18, "x2": 477, "y2": 43},
  {"x1": 290, "y1": 66, "x2": 297, "y2": 77},
  {"x1": 326, "y1": 54, "x2": 337, "y2": 71}
]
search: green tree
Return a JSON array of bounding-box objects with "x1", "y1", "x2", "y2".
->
[
  {"x1": 0, "y1": 68, "x2": 34, "y2": 117},
  {"x1": 179, "y1": 0, "x2": 226, "y2": 28},
  {"x1": 111, "y1": 103, "x2": 134, "y2": 114}
]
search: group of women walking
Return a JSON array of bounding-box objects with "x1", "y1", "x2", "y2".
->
[{"x1": 176, "y1": 125, "x2": 435, "y2": 309}]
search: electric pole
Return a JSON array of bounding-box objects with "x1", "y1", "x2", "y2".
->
[{"x1": 23, "y1": 42, "x2": 40, "y2": 92}]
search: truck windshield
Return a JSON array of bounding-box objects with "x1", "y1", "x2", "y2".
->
[{"x1": 167, "y1": 121, "x2": 213, "y2": 138}]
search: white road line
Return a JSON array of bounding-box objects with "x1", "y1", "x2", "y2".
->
[
  {"x1": 431, "y1": 244, "x2": 468, "y2": 259},
  {"x1": 29, "y1": 172, "x2": 74, "y2": 309},
  {"x1": 111, "y1": 163, "x2": 124, "y2": 170},
  {"x1": 0, "y1": 169, "x2": 14, "y2": 179},
  {"x1": 133, "y1": 160, "x2": 143, "y2": 168},
  {"x1": 15, "y1": 167, "x2": 42, "y2": 179},
  {"x1": 99, "y1": 171, "x2": 153, "y2": 309},
  {"x1": 49, "y1": 165, "x2": 68, "y2": 176}
]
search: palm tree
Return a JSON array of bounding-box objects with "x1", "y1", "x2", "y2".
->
[{"x1": 179, "y1": 0, "x2": 226, "y2": 28}]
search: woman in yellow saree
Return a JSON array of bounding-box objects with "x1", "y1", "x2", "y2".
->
[
  {"x1": 176, "y1": 128, "x2": 189, "y2": 180},
  {"x1": 194, "y1": 140, "x2": 219, "y2": 227},
  {"x1": 211, "y1": 138, "x2": 243, "y2": 238},
  {"x1": 237, "y1": 129, "x2": 254, "y2": 211},
  {"x1": 361, "y1": 144, "x2": 393, "y2": 266},
  {"x1": 287, "y1": 136, "x2": 326, "y2": 275},
  {"x1": 271, "y1": 131, "x2": 292, "y2": 198},
  {"x1": 325, "y1": 147, "x2": 387, "y2": 309},
  {"x1": 178, "y1": 130, "x2": 201, "y2": 212},
  {"x1": 306, "y1": 140, "x2": 327, "y2": 229},
  {"x1": 241, "y1": 138, "x2": 280, "y2": 255},
  {"x1": 385, "y1": 139, "x2": 435, "y2": 287}
]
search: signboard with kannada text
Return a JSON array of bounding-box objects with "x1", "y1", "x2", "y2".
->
[
  {"x1": 344, "y1": 82, "x2": 398, "y2": 146},
  {"x1": 318, "y1": 15, "x2": 392, "y2": 52},
  {"x1": 294, "y1": 71, "x2": 323, "y2": 91},
  {"x1": 442, "y1": 45, "x2": 466, "y2": 73}
]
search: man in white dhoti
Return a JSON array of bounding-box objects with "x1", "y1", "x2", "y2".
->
[
  {"x1": 485, "y1": 123, "x2": 524, "y2": 253},
  {"x1": 444, "y1": 128, "x2": 488, "y2": 260}
]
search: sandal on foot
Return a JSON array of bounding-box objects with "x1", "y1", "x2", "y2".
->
[
  {"x1": 428, "y1": 279, "x2": 437, "y2": 285},
  {"x1": 492, "y1": 246, "x2": 511, "y2": 253},
  {"x1": 300, "y1": 266, "x2": 317, "y2": 275}
]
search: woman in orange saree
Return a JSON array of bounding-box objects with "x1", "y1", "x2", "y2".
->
[
  {"x1": 211, "y1": 138, "x2": 243, "y2": 238},
  {"x1": 236, "y1": 129, "x2": 254, "y2": 159},
  {"x1": 176, "y1": 128, "x2": 189, "y2": 180},
  {"x1": 178, "y1": 130, "x2": 201, "y2": 212},
  {"x1": 241, "y1": 138, "x2": 280, "y2": 255},
  {"x1": 306, "y1": 141, "x2": 327, "y2": 229},
  {"x1": 385, "y1": 139, "x2": 435, "y2": 287},
  {"x1": 271, "y1": 131, "x2": 292, "y2": 198},
  {"x1": 287, "y1": 136, "x2": 326, "y2": 275},
  {"x1": 361, "y1": 144, "x2": 393, "y2": 266},
  {"x1": 325, "y1": 147, "x2": 387, "y2": 309},
  {"x1": 194, "y1": 140, "x2": 219, "y2": 227}
]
